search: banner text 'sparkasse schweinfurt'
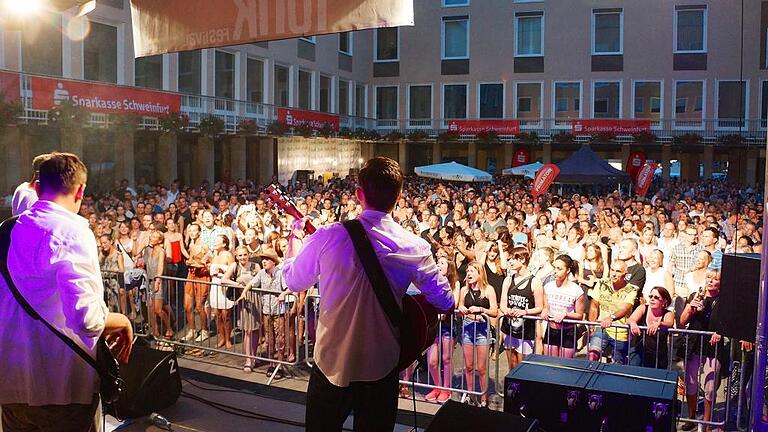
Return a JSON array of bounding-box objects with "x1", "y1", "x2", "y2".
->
[{"x1": 31, "y1": 76, "x2": 181, "y2": 116}]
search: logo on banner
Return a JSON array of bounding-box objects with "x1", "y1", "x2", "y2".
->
[
  {"x1": 627, "y1": 151, "x2": 647, "y2": 181},
  {"x1": 447, "y1": 119, "x2": 520, "y2": 135},
  {"x1": 512, "y1": 149, "x2": 531, "y2": 167},
  {"x1": 277, "y1": 107, "x2": 339, "y2": 131},
  {"x1": 572, "y1": 120, "x2": 651, "y2": 134},
  {"x1": 531, "y1": 163, "x2": 560, "y2": 199},
  {"x1": 31, "y1": 76, "x2": 181, "y2": 116},
  {"x1": 634, "y1": 163, "x2": 657, "y2": 197}
]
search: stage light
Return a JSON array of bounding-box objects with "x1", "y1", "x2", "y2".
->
[
  {"x1": 75, "y1": 0, "x2": 95, "y2": 17},
  {"x1": 2, "y1": 0, "x2": 43, "y2": 16}
]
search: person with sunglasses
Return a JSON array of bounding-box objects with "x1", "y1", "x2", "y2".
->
[{"x1": 628, "y1": 286, "x2": 674, "y2": 368}]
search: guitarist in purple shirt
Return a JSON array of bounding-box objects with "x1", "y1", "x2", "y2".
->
[{"x1": 283, "y1": 157, "x2": 454, "y2": 432}]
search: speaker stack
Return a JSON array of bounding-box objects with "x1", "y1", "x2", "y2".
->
[
  {"x1": 717, "y1": 253, "x2": 759, "y2": 342},
  {"x1": 504, "y1": 355, "x2": 677, "y2": 432},
  {"x1": 426, "y1": 400, "x2": 538, "y2": 432},
  {"x1": 106, "y1": 341, "x2": 182, "y2": 419}
]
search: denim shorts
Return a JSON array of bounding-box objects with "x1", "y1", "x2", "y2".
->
[{"x1": 462, "y1": 318, "x2": 489, "y2": 345}]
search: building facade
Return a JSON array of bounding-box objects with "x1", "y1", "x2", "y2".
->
[{"x1": 0, "y1": 0, "x2": 766, "y2": 196}]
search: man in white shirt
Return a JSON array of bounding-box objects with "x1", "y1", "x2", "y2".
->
[
  {"x1": 11, "y1": 154, "x2": 49, "y2": 216},
  {"x1": 283, "y1": 157, "x2": 454, "y2": 432},
  {"x1": 0, "y1": 153, "x2": 132, "y2": 431}
]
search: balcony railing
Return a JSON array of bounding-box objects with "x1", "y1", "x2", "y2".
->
[{"x1": 6, "y1": 70, "x2": 766, "y2": 143}]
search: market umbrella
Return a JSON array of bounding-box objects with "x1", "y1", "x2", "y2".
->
[
  {"x1": 502, "y1": 161, "x2": 543, "y2": 179},
  {"x1": 414, "y1": 161, "x2": 492, "y2": 182}
]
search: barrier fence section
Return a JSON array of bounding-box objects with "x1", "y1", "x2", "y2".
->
[
  {"x1": 101, "y1": 272, "x2": 755, "y2": 426},
  {"x1": 492, "y1": 315, "x2": 754, "y2": 430}
]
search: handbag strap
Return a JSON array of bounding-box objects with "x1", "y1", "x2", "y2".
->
[
  {"x1": 0, "y1": 217, "x2": 101, "y2": 372},
  {"x1": 342, "y1": 220, "x2": 403, "y2": 330}
]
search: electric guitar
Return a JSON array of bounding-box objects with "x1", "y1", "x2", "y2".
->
[{"x1": 263, "y1": 184, "x2": 440, "y2": 370}]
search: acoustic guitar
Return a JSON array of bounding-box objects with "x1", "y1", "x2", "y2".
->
[{"x1": 263, "y1": 184, "x2": 441, "y2": 370}]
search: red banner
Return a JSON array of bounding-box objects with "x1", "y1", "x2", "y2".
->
[
  {"x1": 634, "y1": 163, "x2": 657, "y2": 197},
  {"x1": 447, "y1": 119, "x2": 520, "y2": 135},
  {"x1": 572, "y1": 119, "x2": 651, "y2": 134},
  {"x1": 627, "y1": 151, "x2": 647, "y2": 182},
  {"x1": 278, "y1": 108, "x2": 339, "y2": 131},
  {"x1": 512, "y1": 148, "x2": 531, "y2": 167},
  {"x1": 0, "y1": 71, "x2": 20, "y2": 103},
  {"x1": 531, "y1": 163, "x2": 560, "y2": 199}
]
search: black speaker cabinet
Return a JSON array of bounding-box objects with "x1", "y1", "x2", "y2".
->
[
  {"x1": 426, "y1": 400, "x2": 538, "y2": 432},
  {"x1": 718, "y1": 253, "x2": 760, "y2": 341},
  {"x1": 504, "y1": 355, "x2": 596, "y2": 431},
  {"x1": 106, "y1": 344, "x2": 182, "y2": 419},
  {"x1": 504, "y1": 355, "x2": 677, "y2": 432}
]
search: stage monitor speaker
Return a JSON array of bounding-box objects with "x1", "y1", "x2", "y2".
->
[
  {"x1": 426, "y1": 400, "x2": 538, "y2": 432},
  {"x1": 718, "y1": 253, "x2": 760, "y2": 341},
  {"x1": 106, "y1": 344, "x2": 182, "y2": 419},
  {"x1": 505, "y1": 355, "x2": 677, "y2": 432}
]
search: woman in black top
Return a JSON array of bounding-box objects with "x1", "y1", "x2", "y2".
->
[
  {"x1": 679, "y1": 269, "x2": 726, "y2": 431},
  {"x1": 458, "y1": 261, "x2": 498, "y2": 407},
  {"x1": 500, "y1": 246, "x2": 543, "y2": 370},
  {"x1": 628, "y1": 286, "x2": 675, "y2": 369}
]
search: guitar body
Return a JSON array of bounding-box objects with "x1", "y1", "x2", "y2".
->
[{"x1": 398, "y1": 294, "x2": 440, "y2": 371}]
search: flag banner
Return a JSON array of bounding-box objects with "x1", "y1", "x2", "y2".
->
[
  {"x1": 634, "y1": 163, "x2": 657, "y2": 197},
  {"x1": 531, "y1": 163, "x2": 560, "y2": 198}
]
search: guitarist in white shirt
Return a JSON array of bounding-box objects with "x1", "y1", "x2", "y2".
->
[{"x1": 283, "y1": 157, "x2": 454, "y2": 432}]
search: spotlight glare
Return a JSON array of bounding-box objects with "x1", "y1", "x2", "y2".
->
[{"x1": 3, "y1": 0, "x2": 43, "y2": 16}]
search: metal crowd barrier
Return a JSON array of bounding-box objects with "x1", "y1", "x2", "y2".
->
[{"x1": 490, "y1": 315, "x2": 754, "y2": 430}]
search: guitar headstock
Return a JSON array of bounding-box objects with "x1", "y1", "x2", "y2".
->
[{"x1": 263, "y1": 184, "x2": 317, "y2": 234}]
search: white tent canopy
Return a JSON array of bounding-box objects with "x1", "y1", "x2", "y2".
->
[
  {"x1": 502, "y1": 162, "x2": 544, "y2": 178},
  {"x1": 414, "y1": 161, "x2": 492, "y2": 182}
]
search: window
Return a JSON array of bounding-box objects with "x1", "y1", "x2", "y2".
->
[
  {"x1": 338, "y1": 80, "x2": 350, "y2": 115},
  {"x1": 376, "y1": 86, "x2": 398, "y2": 121},
  {"x1": 761, "y1": 81, "x2": 768, "y2": 124},
  {"x1": 516, "y1": 82, "x2": 542, "y2": 122},
  {"x1": 178, "y1": 50, "x2": 201, "y2": 95},
  {"x1": 479, "y1": 83, "x2": 504, "y2": 118},
  {"x1": 215, "y1": 51, "x2": 235, "y2": 99},
  {"x1": 408, "y1": 85, "x2": 432, "y2": 120},
  {"x1": 593, "y1": 81, "x2": 621, "y2": 118},
  {"x1": 717, "y1": 80, "x2": 747, "y2": 127},
  {"x1": 592, "y1": 10, "x2": 622, "y2": 55},
  {"x1": 515, "y1": 13, "x2": 543, "y2": 57},
  {"x1": 84, "y1": 22, "x2": 118, "y2": 83},
  {"x1": 273, "y1": 64, "x2": 290, "y2": 107},
  {"x1": 246, "y1": 58, "x2": 264, "y2": 103},
  {"x1": 674, "y1": 81, "x2": 704, "y2": 126},
  {"x1": 442, "y1": 17, "x2": 469, "y2": 59},
  {"x1": 319, "y1": 75, "x2": 331, "y2": 113},
  {"x1": 134, "y1": 55, "x2": 163, "y2": 90},
  {"x1": 339, "y1": 32, "x2": 352, "y2": 55},
  {"x1": 443, "y1": 0, "x2": 468, "y2": 6},
  {"x1": 675, "y1": 7, "x2": 706, "y2": 52},
  {"x1": 554, "y1": 82, "x2": 581, "y2": 120},
  {"x1": 21, "y1": 12, "x2": 62, "y2": 76},
  {"x1": 298, "y1": 70, "x2": 312, "y2": 110},
  {"x1": 355, "y1": 84, "x2": 366, "y2": 117},
  {"x1": 633, "y1": 81, "x2": 662, "y2": 120},
  {"x1": 443, "y1": 84, "x2": 468, "y2": 119},
  {"x1": 375, "y1": 28, "x2": 398, "y2": 62}
]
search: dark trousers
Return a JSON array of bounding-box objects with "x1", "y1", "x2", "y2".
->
[
  {"x1": 2, "y1": 395, "x2": 100, "y2": 432},
  {"x1": 306, "y1": 365, "x2": 399, "y2": 432}
]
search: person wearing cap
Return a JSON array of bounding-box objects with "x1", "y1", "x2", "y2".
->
[
  {"x1": 282, "y1": 157, "x2": 454, "y2": 432},
  {"x1": 245, "y1": 250, "x2": 287, "y2": 377}
]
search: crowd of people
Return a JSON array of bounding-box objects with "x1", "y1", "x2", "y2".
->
[{"x1": 55, "y1": 167, "x2": 763, "y2": 426}]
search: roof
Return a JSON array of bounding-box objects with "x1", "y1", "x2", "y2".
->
[{"x1": 555, "y1": 146, "x2": 631, "y2": 184}]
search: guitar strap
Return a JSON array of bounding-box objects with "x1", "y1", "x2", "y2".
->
[
  {"x1": 0, "y1": 217, "x2": 103, "y2": 374},
  {"x1": 342, "y1": 220, "x2": 403, "y2": 331}
]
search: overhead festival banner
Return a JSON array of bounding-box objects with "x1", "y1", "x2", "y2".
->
[
  {"x1": 130, "y1": 0, "x2": 415, "y2": 56},
  {"x1": 572, "y1": 119, "x2": 651, "y2": 134},
  {"x1": 31, "y1": 76, "x2": 181, "y2": 116},
  {"x1": 0, "y1": 71, "x2": 20, "y2": 103},
  {"x1": 447, "y1": 119, "x2": 520, "y2": 135},
  {"x1": 278, "y1": 108, "x2": 339, "y2": 131},
  {"x1": 634, "y1": 162, "x2": 657, "y2": 197},
  {"x1": 626, "y1": 151, "x2": 647, "y2": 182},
  {"x1": 512, "y1": 148, "x2": 530, "y2": 167},
  {"x1": 531, "y1": 163, "x2": 560, "y2": 199}
]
